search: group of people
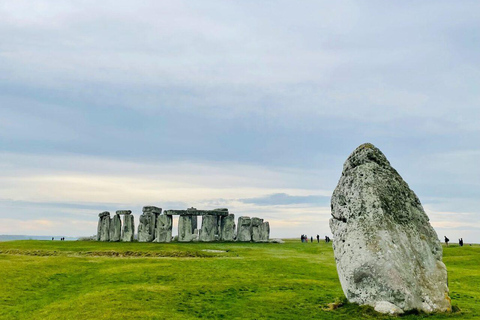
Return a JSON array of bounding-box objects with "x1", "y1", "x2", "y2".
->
[
  {"x1": 52, "y1": 237, "x2": 66, "y2": 241},
  {"x1": 301, "y1": 234, "x2": 330, "y2": 243},
  {"x1": 444, "y1": 236, "x2": 464, "y2": 246}
]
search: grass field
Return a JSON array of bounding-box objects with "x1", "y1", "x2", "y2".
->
[{"x1": 0, "y1": 240, "x2": 478, "y2": 320}]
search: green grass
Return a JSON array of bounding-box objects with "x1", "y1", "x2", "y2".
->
[{"x1": 0, "y1": 240, "x2": 478, "y2": 320}]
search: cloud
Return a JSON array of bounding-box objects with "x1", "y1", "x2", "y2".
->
[{"x1": 239, "y1": 193, "x2": 329, "y2": 206}]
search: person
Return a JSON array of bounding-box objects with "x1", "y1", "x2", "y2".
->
[
  {"x1": 310, "y1": 236, "x2": 313, "y2": 243},
  {"x1": 52, "y1": 237, "x2": 54, "y2": 241},
  {"x1": 316, "y1": 235, "x2": 320, "y2": 243},
  {"x1": 444, "y1": 236, "x2": 449, "y2": 246},
  {"x1": 459, "y1": 238, "x2": 463, "y2": 247},
  {"x1": 305, "y1": 235, "x2": 308, "y2": 243}
]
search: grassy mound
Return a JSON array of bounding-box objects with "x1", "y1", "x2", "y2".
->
[{"x1": 0, "y1": 240, "x2": 478, "y2": 319}]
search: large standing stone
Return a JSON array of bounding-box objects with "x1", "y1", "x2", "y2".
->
[
  {"x1": 118, "y1": 210, "x2": 134, "y2": 242},
  {"x1": 236, "y1": 216, "x2": 252, "y2": 242},
  {"x1": 251, "y1": 217, "x2": 264, "y2": 242},
  {"x1": 178, "y1": 215, "x2": 196, "y2": 242},
  {"x1": 138, "y1": 206, "x2": 162, "y2": 242},
  {"x1": 259, "y1": 221, "x2": 270, "y2": 241},
  {"x1": 109, "y1": 213, "x2": 122, "y2": 242},
  {"x1": 155, "y1": 214, "x2": 173, "y2": 243},
  {"x1": 199, "y1": 215, "x2": 217, "y2": 242},
  {"x1": 220, "y1": 214, "x2": 236, "y2": 241},
  {"x1": 97, "y1": 211, "x2": 111, "y2": 242},
  {"x1": 329, "y1": 143, "x2": 451, "y2": 314}
]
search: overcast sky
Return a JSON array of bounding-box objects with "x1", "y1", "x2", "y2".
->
[{"x1": 1, "y1": 1, "x2": 480, "y2": 241}]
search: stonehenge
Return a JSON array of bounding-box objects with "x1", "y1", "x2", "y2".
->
[{"x1": 95, "y1": 207, "x2": 269, "y2": 243}]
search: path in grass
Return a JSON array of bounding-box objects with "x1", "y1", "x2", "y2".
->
[{"x1": 0, "y1": 240, "x2": 478, "y2": 319}]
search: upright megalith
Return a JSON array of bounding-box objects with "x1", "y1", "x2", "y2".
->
[
  {"x1": 329, "y1": 143, "x2": 450, "y2": 314},
  {"x1": 109, "y1": 213, "x2": 122, "y2": 242},
  {"x1": 259, "y1": 221, "x2": 270, "y2": 241},
  {"x1": 97, "y1": 211, "x2": 111, "y2": 242},
  {"x1": 251, "y1": 217, "x2": 264, "y2": 242},
  {"x1": 155, "y1": 214, "x2": 173, "y2": 243},
  {"x1": 237, "y1": 216, "x2": 252, "y2": 242},
  {"x1": 178, "y1": 216, "x2": 196, "y2": 242},
  {"x1": 118, "y1": 210, "x2": 134, "y2": 242},
  {"x1": 220, "y1": 214, "x2": 236, "y2": 241},
  {"x1": 138, "y1": 206, "x2": 162, "y2": 242},
  {"x1": 199, "y1": 215, "x2": 217, "y2": 242}
]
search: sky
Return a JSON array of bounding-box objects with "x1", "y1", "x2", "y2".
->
[{"x1": 1, "y1": 1, "x2": 480, "y2": 241}]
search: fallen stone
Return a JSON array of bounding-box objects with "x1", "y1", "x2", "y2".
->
[
  {"x1": 109, "y1": 213, "x2": 122, "y2": 242},
  {"x1": 236, "y1": 216, "x2": 252, "y2": 242},
  {"x1": 155, "y1": 214, "x2": 173, "y2": 243},
  {"x1": 220, "y1": 214, "x2": 236, "y2": 241},
  {"x1": 199, "y1": 215, "x2": 217, "y2": 242},
  {"x1": 329, "y1": 143, "x2": 451, "y2": 313},
  {"x1": 374, "y1": 301, "x2": 404, "y2": 315}
]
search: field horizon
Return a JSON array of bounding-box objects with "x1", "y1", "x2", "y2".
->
[{"x1": 0, "y1": 240, "x2": 478, "y2": 319}]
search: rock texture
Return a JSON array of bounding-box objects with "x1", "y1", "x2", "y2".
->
[
  {"x1": 109, "y1": 213, "x2": 122, "y2": 242},
  {"x1": 251, "y1": 217, "x2": 264, "y2": 242},
  {"x1": 155, "y1": 214, "x2": 173, "y2": 242},
  {"x1": 97, "y1": 211, "x2": 111, "y2": 241},
  {"x1": 199, "y1": 215, "x2": 217, "y2": 242},
  {"x1": 119, "y1": 211, "x2": 134, "y2": 242},
  {"x1": 138, "y1": 206, "x2": 162, "y2": 242},
  {"x1": 260, "y1": 221, "x2": 270, "y2": 241},
  {"x1": 237, "y1": 216, "x2": 252, "y2": 242},
  {"x1": 178, "y1": 215, "x2": 196, "y2": 242},
  {"x1": 220, "y1": 214, "x2": 236, "y2": 241},
  {"x1": 329, "y1": 143, "x2": 451, "y2": 314}
]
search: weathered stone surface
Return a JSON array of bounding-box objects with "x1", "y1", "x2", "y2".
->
[
  {"x1": 97, "y1": 211, "x2": 111, "y2": 241},
  {"x1": 374, "y1": 301, "x2": 404, "y2": 315},
  {"x1": 260, "y1": 221, "x2": 270, "y2": 241},
  {"x1": 251, "y1": 217, "x2": 264, "y2": 242},
  {"x1": 220, "y1": 214, "x2": 236, "y2": 241},
  {"x1": 122, "y1": 213, "x2": 135, "y2": 242},
  {"x1": 178, "y1": 215, "x2": 196, "y2": 242},
  {"x1": 155, "y1": 214, "x2": 173, "y2": 243},
  {"x1": 329, "y1": 143, "x2": 450, "y2": 313},
  {"x1": 236, "y1": 216, "x2": 252, "y2": 242},
  {"x1": 109, "y1": 213, "x2": 122, "y2": 242},
  {"x1": 138, "y1": 206, "x2": 162, "y2": 242},
  {"x1": 165, "y1": 208, "x2": 229, "y2": 216},
  {"x1": 116, "y1": 210, "x2": 132, "y2": 215},
  {"x1": 199, "y1": 215, "x2": 217, "y2": 242}
]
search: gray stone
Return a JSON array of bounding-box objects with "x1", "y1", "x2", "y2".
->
[
  {"x1": 260, "y1": 221, "x2": 270, "y2": 241},
  {"x1": 251, "y1": 217, "x2": 264, "y2": 242},
  {"x1": 97, "y1": 211, "x2": 111, "y2": 242},
  {"x1": 374, "y1": 301, "x2": 404, "y2": 315},
  {"x1": 155, "y1": 214, "x2": 173, "y2": 243},
  {"x1": 236, "y1": 216, "x2": 252, "y2": 242},
  {"x1": 178, "y1": 215, "x2": 196, "y2": 242},
  {"x1": 116, "y1": 210, "x2": 132, "y2": 215},
  {"x1": 164, "y1": 208, "x2": 229, "y2": 216},
  {"x1": 220, "y1": 214, "x2": 236, "y2": 241},
  {"x1": 122, "y1": 213, "x2": 135, "y2": 242},
  {"x1": 199, "y1": 215, "x2": 217, "y2": 242},
  {"x1": 109, "y1": 213, "x2": 122, "y2": 242},
  {"x1": 329, "y1": 143, "x2": 451, "y2": 313},
  {"x1": 138, "y1": 206, "x2": 162, "y2": 242}
]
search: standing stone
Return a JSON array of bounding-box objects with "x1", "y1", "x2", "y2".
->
[
  {"x1": 97, "y1": 211, "x2": 111, "y2": 242},
  {"x1": 236, "y1": 216, "x2": 252, "y2": 242},
  {"x1": 109, "y1": 213, "x2": 122, "y2": 242},
  {"x1": 251, "y1": 217, "x2": 264, "y2": 242},
  {"x1": 259, "y1": 221, "x2": 270, "y2": 241},
  {"x1": 178, "y1": 215, "x2": 196, "y2": 242},
  {"x1": 155, "y1": 214, "x2": 173, "y2": 243},
  {"x1": 329, "y1": 143, "x2": 451, "y2": 314},
  {"x1": 119, "y1": 210, "x2": 134, "y2": 242},
  {"x1": 199, "y1": 215, "x2": 217, "y2": 242},
  {"x1": 138, "y1": 206, "x2": 162, "y2": 242},
  {"x1": 220, "y1": 214, "x2": 236, "y2": 241}
]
